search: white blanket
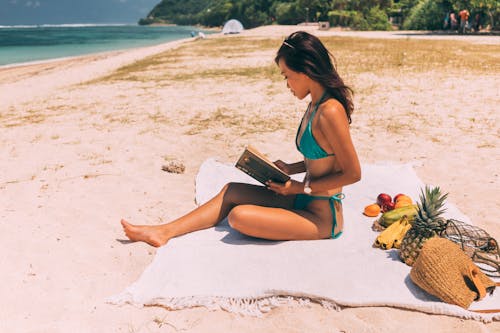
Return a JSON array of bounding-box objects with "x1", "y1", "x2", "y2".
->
[{"x1": 109, "y1": 159, "x2": 500, "y2": 321}]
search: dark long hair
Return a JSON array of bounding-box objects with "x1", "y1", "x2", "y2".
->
[{"x1": 275, "y1": 31, "x2": 354, "y2": 123}]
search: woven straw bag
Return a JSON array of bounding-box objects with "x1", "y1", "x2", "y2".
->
[{"x1": 410, "y1": 237, "x2": 496, "y2": 309}]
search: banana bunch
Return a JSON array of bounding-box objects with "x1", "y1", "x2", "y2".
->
[{"x1": 374, "y1": 216, "x2": 412, "y2": 250}]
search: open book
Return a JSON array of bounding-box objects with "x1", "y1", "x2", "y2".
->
[{"x1": 235, "y1": 145, "x2": 290, "y2": 185}]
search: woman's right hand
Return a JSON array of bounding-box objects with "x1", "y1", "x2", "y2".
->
[{"x1": 273, "y1": 160, "x2": 290, "y2": 174}]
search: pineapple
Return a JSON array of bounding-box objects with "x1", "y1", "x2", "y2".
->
[{"x1": 399, "y1": 186, "x2": 449, "y2": 266}]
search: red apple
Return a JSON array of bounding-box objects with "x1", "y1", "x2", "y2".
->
[
  {"x1": 382, "y1": 201, "x2": 395, "y2": 213},
  {"x1": 393, "y1": 193, "x2": 406, "y2": 203},
  {"x1": 376, "y1": 193, "x2": 392, "y2": 206}
]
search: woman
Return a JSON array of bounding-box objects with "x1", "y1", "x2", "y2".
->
[{"x1": 121, "y1": 31, "x2": 361, "y2": 246}]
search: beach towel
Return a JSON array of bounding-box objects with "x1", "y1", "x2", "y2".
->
[{"x1": 109, "y1": 159, "x2": 500, "y2": 322}]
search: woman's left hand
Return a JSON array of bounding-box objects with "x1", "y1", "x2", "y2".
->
[
  {"x1": 273, "y1": 160, "x2": 290, "y2": 174},
  {"x1": 265, "y1": 179, "x2": 302, "y2": 196}
]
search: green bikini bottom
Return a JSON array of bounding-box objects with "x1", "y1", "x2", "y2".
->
[{"x1": 293, "y1": 193, "x2": 345, "y2": 239}]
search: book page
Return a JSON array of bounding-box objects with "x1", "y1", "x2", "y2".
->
[
  {"x1": 235, "y1": 145, "x2": 290, "y2": 184},
  {"x1": 246, "y1": 145, "x2": 282, "y2": 172}
]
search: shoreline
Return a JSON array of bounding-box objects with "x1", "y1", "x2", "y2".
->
[
  {"x1": 0, "y1": 36, "x2": 197, "y2": 108},
  {"x1": 0, "y1": 51, "x2": 123, "y2": 70},
  {"x1": 0, "y1": 24, "x2": 212, "y2": 69}
]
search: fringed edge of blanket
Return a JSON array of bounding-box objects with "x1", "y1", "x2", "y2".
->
[
  {"x1": 107, "y1": 292, "x2": 500, "y2": 322},
  {"x1": 107, "y1": 293, "x2": 341, "y2": 317},
  {"x1": 335, "y1": 300, "x2": 500, "y2": 323}
]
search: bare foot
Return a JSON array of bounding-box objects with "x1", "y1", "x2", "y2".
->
[{"x1": 120, "y1": 219, "x2": 170, "y2": 247}]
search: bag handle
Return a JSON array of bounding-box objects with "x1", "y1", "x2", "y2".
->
[
  {"x1": 469, "y1": 264, "x2": 487, "y2": 300},
  {"x1": 470, "y1": 271, "x2": 500, "y2": 313},
  {"x1": 472, "y1": 250, "x2": 500, "y2": 278}
]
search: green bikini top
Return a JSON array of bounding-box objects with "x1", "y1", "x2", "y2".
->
[{"x1": 295, "y1": 91, "x2": 335, "y2": 160}]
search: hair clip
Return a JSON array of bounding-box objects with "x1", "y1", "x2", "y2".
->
[{"x1": 282, "y1": 41, "x2": 295, "y2": 49}]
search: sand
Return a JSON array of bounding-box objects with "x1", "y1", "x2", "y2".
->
[{"x1": 0, "y1": 25, "x2": 499, "y2": 332}]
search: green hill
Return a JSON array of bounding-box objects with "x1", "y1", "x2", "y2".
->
[{"x1": 138, "y1": 0, "x2": 499, "y2": 31}]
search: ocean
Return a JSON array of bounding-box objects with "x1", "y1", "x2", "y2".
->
[{"x1": 0, "y1": 24, "x2": 207, "y2": 67}]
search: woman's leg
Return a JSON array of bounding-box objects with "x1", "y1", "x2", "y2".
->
[
  {"x1": 228, "y1": 205, "x2": 332, "y2": 240},
  {"x1": 121, "y1": 182, "x2": 295, "y2": 247}
]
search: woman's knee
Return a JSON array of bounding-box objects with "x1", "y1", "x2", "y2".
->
[{"x1": 227, "y1": 205, "x2": 253, "y2": 231}]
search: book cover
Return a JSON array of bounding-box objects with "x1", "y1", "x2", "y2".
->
[{"x1": 235, "y1": 145, "x2": 290, "y2": 185}]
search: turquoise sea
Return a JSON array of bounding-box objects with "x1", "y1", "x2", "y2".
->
[{"x1": 0, "y1": 24, "x2": 207, "y2": 67}]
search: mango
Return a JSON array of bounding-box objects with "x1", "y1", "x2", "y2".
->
[{"x1": 378, "y1": 205, "x2": 418, "y2": 227}]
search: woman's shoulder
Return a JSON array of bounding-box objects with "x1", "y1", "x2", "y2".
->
[{"x1": 318, "y1": 98, "x2": 347, "y2": 123}]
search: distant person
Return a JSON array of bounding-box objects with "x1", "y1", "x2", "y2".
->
[
  {"x1": 443, "y1": 12, "x2": 450, "y2": 30},
  {"x1": 459, "y1": 9, "x2": 470, "y2": 34},
  {"x1": 120, "y1": 31, "x2": 361, "y2": 246},
  {"x1": 473, "y1": 13, "x2": 481, "y2": 32},
  {"x1": 450, "y1": 12, "x2": 458, "y2": 31}
]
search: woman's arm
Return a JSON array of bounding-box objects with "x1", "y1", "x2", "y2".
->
[
  {"x1": 308, "y1": 102, "x2": 361, "y2": 192},
  {"x1": 274, "y1": 160, "x2": 306, "y2": 175}
]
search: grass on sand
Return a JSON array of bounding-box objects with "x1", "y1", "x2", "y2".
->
[{"x1": 91, "y1": 36, "x2": 499, "y2": 85}]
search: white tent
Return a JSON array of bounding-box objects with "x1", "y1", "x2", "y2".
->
[{"x1": 222, "y1": 19, "x2": 244, "y2": 34}]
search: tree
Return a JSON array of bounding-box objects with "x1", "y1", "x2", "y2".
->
[
  {"x1": 395, "y1": 0, "x2": 420, "y2": 26},
  {"x1": 329, "y1": 0, "x2": 393, "y2": 30},
  {"x1": 468, "y1": 0, "x2": 499, "y2": 29},
  {"x1": 200, "y1": 1, "x2": 233, "y2": 26},
  {"x1": 295, "y1": 0, "x2": 331, "y2": 22},
  {"x1": 366, "y1": 6, "x2": 392, "y2": 30},
  {"x1": 403, "y1": 0, "x2": 448, "y2": 30},
  {"x1": 270, "y1": 2, "x2": 301, "y2": 25}
]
